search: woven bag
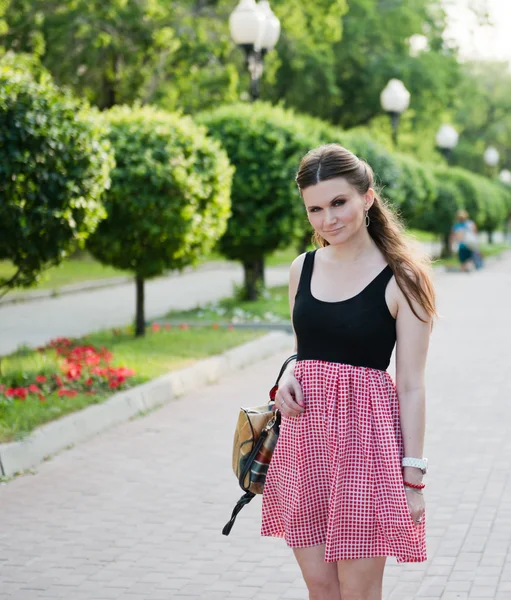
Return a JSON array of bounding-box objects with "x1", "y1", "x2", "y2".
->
[{"x1": 222, "y1": 354, "x2": 297, "y2": 536}]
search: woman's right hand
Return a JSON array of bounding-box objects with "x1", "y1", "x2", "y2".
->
[{"x1": 275, "y1": 372, "x2": 304, "y2": 418}]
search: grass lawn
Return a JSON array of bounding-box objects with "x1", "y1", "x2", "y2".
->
[
  {"x1": 162, "y1": 286, "x2": 290, "y2": 325},
  {"x1": 0, "y1": 255, "x2": 128, "y2": 293},
  {"x1": 0, "y1": 325, "x2": 264, "y2": 443}
]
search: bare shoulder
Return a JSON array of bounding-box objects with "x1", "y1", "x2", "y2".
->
[
  {"x1": 387, "y1": 263, "x2": 432, "y2": 323},
  {"x1": 289, "y1": 252, "x2": 307, "y2": 283}
]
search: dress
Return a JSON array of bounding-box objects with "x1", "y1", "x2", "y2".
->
[{"x1": 260, "y1": 250, "x2": 426, "y2": 563}]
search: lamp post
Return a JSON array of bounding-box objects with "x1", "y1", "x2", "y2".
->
[
  {"x1": 484, "y1": 145, "x2": 500, "y2": 178},
  {"x1": 380, "y1": 79, "x2": 410, "y2": 147},
  {"x1": 229, "y1": 0, "x2": 280, "y2": 101},
  {"x1": 499, "y1": 169, "x2": 511, "y2": 185},
  {"x1": 436, "y1": 124, "x2": 459, "y2": 162}
]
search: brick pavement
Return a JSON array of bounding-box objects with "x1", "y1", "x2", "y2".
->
[{"x1": 1, "y1": 253, "x2": 511, "y2": 599}]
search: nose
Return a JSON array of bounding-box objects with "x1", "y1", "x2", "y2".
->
[{"x1": 323, "y1": 208, "x2": 337, "y2": 225}]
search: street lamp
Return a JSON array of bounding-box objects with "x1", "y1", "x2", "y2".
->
[
  {"x1": 484, "y1": 146, "x2": 500, "y2": 168},
  {"x1": 499, "y1": 169, "x2": 511, "y2": 185},
  {"x1": 436, "y1": 124, "x2": 459, "y2": 162},
  {"x1": 229, "y1": 0, "x2": 281, "y2": 101},
  {"x1": 408, "y1": 34, "x2": 429, "y2": 57},
  {"x1": 380, "y1": 79, "x2": 410, "y2": 147}
]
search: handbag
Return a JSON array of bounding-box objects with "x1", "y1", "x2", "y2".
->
[{"x1": 221, "y1": 353, "x2": 297, "y2": 536}]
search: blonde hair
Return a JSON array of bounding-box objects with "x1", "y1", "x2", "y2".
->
[{"x1": 295, "y1": 144, "x2": 437, "y2": 322}]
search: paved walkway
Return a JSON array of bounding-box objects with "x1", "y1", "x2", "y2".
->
[
  {"x1": 1, "y1": 254, "x2": 511, "y2": 599},
  {"x1": 0, "y1": 264, "x2": 290, "y2": 355}
]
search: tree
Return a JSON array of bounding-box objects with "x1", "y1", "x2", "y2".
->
[
  {"x1": 449, "y1": 61, "x2": 511, "y2": 176},
  {"x1": 0, "y1": 0, "x2": 348, "y2": 115},
  {"x1": 0, "y1": 54, "x2": 113, "y2": 297},
  {"x1": 86, "y1": 105, "x2": 233, "y2": 336},
  {"x1": 199, "y1": 102, "x2": 321, "y2": 300}
]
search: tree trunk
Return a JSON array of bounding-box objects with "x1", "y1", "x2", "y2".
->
[
  {"x1": 298, "y1": 231, "x2": 311, "y2": 255},
  {"x1": 242, "y1": 259, "x2": 259, "y2": 301},
  {"x1": 135, "y1": 275, "x2": 145, "y2": 337},
  {"x1": 488, "y1": 230, "x2": 494, "y2": 244},
  {"x1": 255, "y1": 256, "x2": 265, "y2": 288},
  {"x1": 441, "y1": 232, "x2": 453, "y2": 259}
]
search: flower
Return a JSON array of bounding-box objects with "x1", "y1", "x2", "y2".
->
[
  {"x1": 28, "y1": 384, "x2": 41, "y2": 393},
  {"x1": 35, "y1": 375, "x2": 47, "y2": 383},
  {"x1": 58, "y1": 389, "x2": 77, "y2": 397},
  {"x1": 151, "y1": 323, "x2": 161, "y2": 333}
]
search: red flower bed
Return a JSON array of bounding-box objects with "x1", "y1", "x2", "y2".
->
[{"x1": 0, "y1": 337, "x2": 136, "y2": 405}]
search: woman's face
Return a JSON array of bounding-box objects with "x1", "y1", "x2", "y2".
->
[{"x1": 301, "y1": 177, "x2": 373, "y2": 245}]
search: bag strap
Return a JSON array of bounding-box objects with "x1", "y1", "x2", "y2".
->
[
  {"x1": 222, "y1": 491, "x2": 255, "y2": 536},
  {"x1": 269, "y1": 353, "x2": 297, "y2": 401}
]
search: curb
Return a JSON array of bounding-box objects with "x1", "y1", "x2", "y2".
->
[{"x1": 0, "y1": 330, "x2": 293, "y2": 478}]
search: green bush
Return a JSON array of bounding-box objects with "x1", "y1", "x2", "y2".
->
[
  {"x1": 86, "y1": 105, "x2": 233, "y2": 335},
  {"x1": 198, "y1": 102, "x2": 321, "y2": 299},
  {"x1": 0, "y1": 56, "x2": 114, "y2": 293}
]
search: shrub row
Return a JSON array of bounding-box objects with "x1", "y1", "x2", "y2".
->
[{"x1": 2, "y1": 55, "x2": 510, "y2": 307}]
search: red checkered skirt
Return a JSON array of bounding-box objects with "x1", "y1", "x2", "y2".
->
[{"x1": 260, "y1": 359, "x2": 426, "y2": 563}]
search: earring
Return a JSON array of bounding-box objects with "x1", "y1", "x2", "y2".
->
[{"x1": 365, "y1": 209, "x2": 370, "y2": 228}]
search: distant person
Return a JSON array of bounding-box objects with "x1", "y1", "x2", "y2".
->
[
  {"x1": 261, "y1": 144, "x2": 435, "y2": 599},
  {"x1": 450, "y1": 209, "x2": 483, "y2": 271}
]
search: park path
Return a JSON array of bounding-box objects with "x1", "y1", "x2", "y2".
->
[
  {"x1": 1, "y1": 252, "x2": 511, "y2": 599},
  {"x1": 0, "y1": 263, "x2": 289, "y2": 356}
]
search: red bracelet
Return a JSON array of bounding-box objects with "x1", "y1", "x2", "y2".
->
[{"x1": 403, "y1": 480, "x2": 425, "y2": 490}]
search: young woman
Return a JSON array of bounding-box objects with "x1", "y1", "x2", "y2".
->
[{"x1": 261, "y1": 144, "x2": 436, "y2": 600}]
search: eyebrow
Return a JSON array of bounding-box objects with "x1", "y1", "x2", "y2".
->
[{"x1": 306, "y1": 194, "x2": 347, "y2": 209}]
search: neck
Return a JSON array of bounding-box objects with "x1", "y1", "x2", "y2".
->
[{"x1": 324, "y1": 229, "x2": 377, "y2": 264}]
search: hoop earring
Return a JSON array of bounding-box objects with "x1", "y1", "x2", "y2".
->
[{"x1": 365, "y1": 210, "x2": 370, "y2": 228}]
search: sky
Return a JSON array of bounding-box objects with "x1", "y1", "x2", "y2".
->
[{"x1": 443, "y1": 0, "x2": 511, "y2": 63}]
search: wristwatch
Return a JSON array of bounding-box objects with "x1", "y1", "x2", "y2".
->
[{"x1": 402, "y1": 457, "x2": 428, "y2": 474}]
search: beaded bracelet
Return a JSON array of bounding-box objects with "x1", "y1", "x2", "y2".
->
[{"x1": 403, "y1": 480, "x2": 425, "y2": 490}]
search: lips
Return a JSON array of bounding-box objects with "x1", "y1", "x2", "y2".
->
[{"x1": 324, "y1": 226, "x2": 344, "y2": 234}]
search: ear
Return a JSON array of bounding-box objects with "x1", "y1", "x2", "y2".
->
[{"x1": 364, "y1": 188, "x2": 375, "y2": 211}]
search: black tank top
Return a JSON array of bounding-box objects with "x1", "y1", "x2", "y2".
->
[{"x1": 293, "y1": 250, "x2": 396, "y2": 371}]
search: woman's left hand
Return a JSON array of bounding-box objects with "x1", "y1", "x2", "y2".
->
[{"x1": 405, "y1": 487, "x2": 425, "y2": 525}]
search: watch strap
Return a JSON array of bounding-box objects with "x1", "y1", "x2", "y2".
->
[{"x1": 402, "y1": 457, "x2": 428, "y2": 472}]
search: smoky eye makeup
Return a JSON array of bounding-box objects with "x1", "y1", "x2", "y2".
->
[{"x1": 307, "y1": 196, "x2": 347, "y2": 212}]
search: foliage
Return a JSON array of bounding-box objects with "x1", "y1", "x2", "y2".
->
[
  {"x1": 316, "y1": 0, "x2": 461, "y2": 129},
  {"x1": 0, "y1": 55, "x2": 113, "y2": 293},
  {"x1": 86, "y1": 105, "x2": 233, "y2": 334},
  {"x1": 450, "y1": 61, "x2": 511, "y2": 176},
  {"x1": 0, "y1": 0, "x2": 347, "y2": 114},
  {"x1": 198, "y1": 102, "x2": 321, "y2": 261},
  {"x1": 0, "y1": 325, "x2": 262, "y2": 441},
  {"x1": 87, "y1": 105, "x2": 233, "y2": 276}
]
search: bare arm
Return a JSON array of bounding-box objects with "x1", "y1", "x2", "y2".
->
[
  {"x1": 275, "y1": 254, "x2": 306, "y2": 416},
  {"x1": 395, "y1": 279, "x2": 432, "y2": 486}
]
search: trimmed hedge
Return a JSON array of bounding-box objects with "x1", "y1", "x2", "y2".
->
[
  {"x1": 198, "y1": 102, "x2": 322, "y2": 262},
  {"x1": 86, "y1": 105, "x2": 233, "y2": 334},
  {"x1": 0, "y1": 57, "x2": 114, "y2": 292}
]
